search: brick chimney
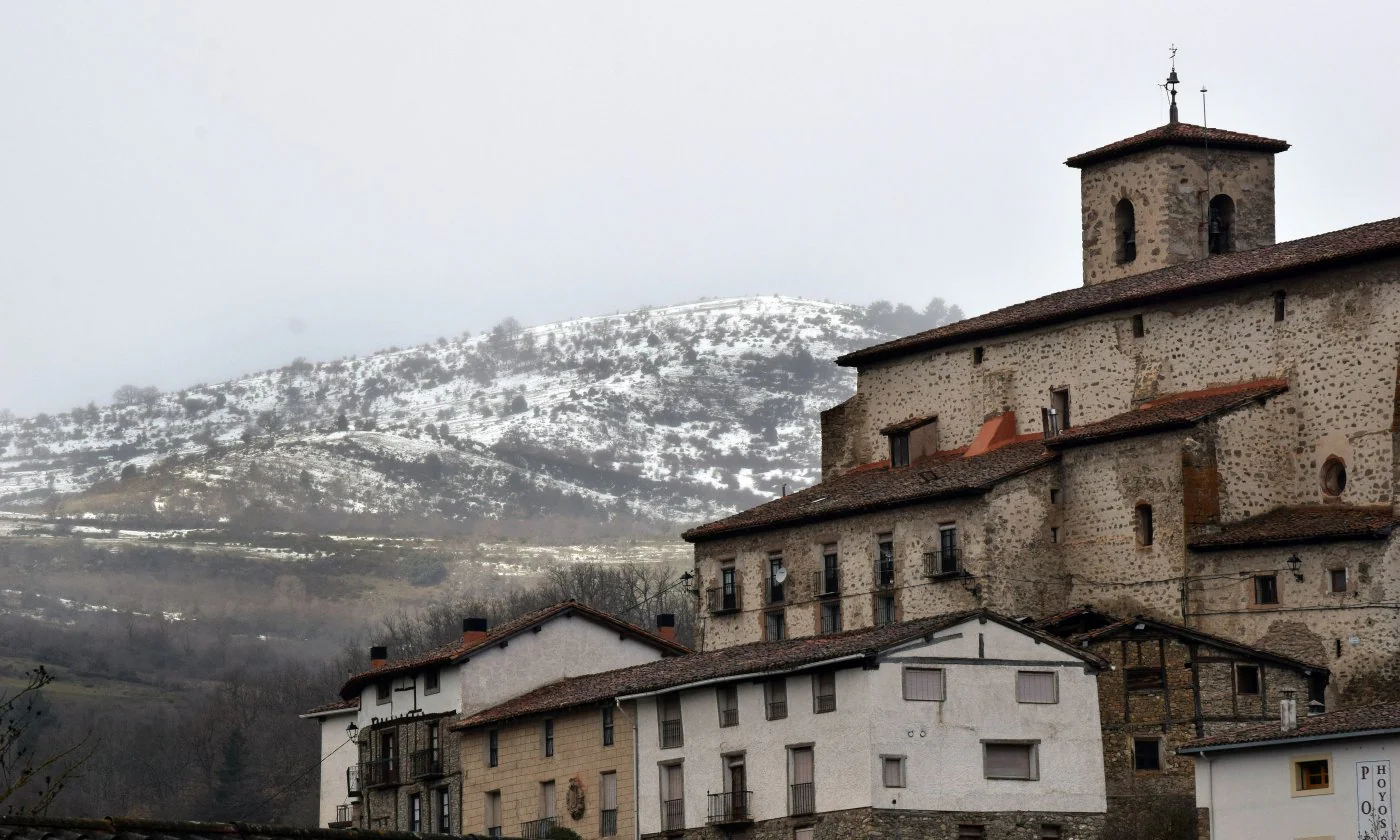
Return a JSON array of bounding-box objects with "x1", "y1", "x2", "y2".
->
[
  {"x1": 1281, "y1": 690, "x2": 1298, "y2": 732},
  {"x1": 463, "y1": 617, "x2": 489, "y2": 646},
  {"x1": 656, "y1": 613, "x2": 677, "y2": 643},
  {"x1": 370, "y1": 645, "x2": 388, "y2": 669}
]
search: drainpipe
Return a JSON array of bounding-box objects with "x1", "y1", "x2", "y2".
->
[
  {"x1": 1202, "y1": 752, "x2": 1216, "y2": 840},
  {"x1": 616, "y1": 697, "x2": 640, "y2": 840}
]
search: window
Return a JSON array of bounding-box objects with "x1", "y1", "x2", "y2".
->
[
  {"x1": 602, "y1": 705, "x2": 615, "y2": 746},
  {"x1": 1133, "y1": 738, "x2": 1162, "y2": 771},
  {"x1": 1274, "y1": 290, "x2": 1287, "y2": 322},
  {"x1": 881, "y1": 755, "x2": 906, "y2": 788},
  {"x1": 717, "y1": 685, "x2": 739, "y2": 727},
  {"x1": 765, "y1": 678, "x2": 788, "y2": 720},
  {"x1": 1125, "y1": 667, "x2": 1165, "y2": 692},
  {"x1": 1135, "y1": 503, "x2": 1154, "y2": 547},
  {"x1": 1208, "y1": 194, "x2": 1235, "y2": 255},
  {"x1": 436, "y1": 786, "x2": 451, "y2": 832},
  {"x1": 890, "y1": 432, "x2": 910, "y2": 468},
  {"x1": 1016, "y1": 671, "x2": 1058, "y2": 704},
  {"x1": 1038, "y1": 826, "x2": 1062, "y2": 840},
  {"x1": 1049, "y1": 487, "x2": 1061, "y2": 505},
  {"x1": 1254, "y1": 574, "x2": 1280, "y2": 606},
  {"x1": 794, "y1": 829, "x2": 815, "y2": 840},
  {"x1": 768, "y1": 552, "x2": 786, "y2": 604},
  {"x1": 818, "y1": 544, "x2": 839, "y2": 595},
  {"x1": 719, "y1": 565, "x2": 738, "y2": 612},
  {"x1": 876, "y1": 534, "x2": 895, "y2": 586},
  {"x1": 820, "y1": 601, "x2": 841, "y2": 635},
  {"x1": 874, "y1": 594, "x2": 896, "y2": 626},
  {"x1": 376, "y1": 680, "x2": 390, "y2": 706},
  {"x1": 488, "y1": 729, "x2": 499, "y2": 767},
  {"x1": 543, "y1": 719, "x2": 555, "y2": 757},
  {"x1": 600, "y1": 772, "x2": 618, "y2": 836},
  {"x1": 1293, "y1": 756, "x2": 1332, "y2": 795},
  {"x1": 789, "y1": 747, "x2": 814, "y2": 816},
  {"x1": 958, "y1": 825, "x2": 986, "y2": 839},
  {"x1": 408, "y1": 793, "x2": 422, "y2": 832},
  {"x1": 659, "y1": 694, "x2": 683, "y2": 749},
  {"x1": 813, "y1": 671, "x2": 836, "y2": 713},
  {"x1": 983, "y1": 741, "x2": 1038, "y2": 780},
  {"x1": 765, "y1": 609, "x2": 786, "y2": 641},
  {"x1": 485, "y1": 791, "x2": 502, "y2": 838},
  {"x1": 541, "y1": 779, "x2": 557, "y2": 818},
  {"x1": 1330, "y1": 568, "x2": 1348, "y2": 594},
  {"x1": 661, "y1": 763, "x2": 685, "y2": 831},
  {"x1": 424, "y1": 667, "x2": 440, "y2": 695},
  {"x1": 1131, "y1": 314, "x2": 1144, "y2": 338},
  {"x1": 1050, "y1": 526, "x2": 1059, "y2": 544},
  {"x1": 1322, "y1": 456, "x2": 1347, "y2": 496},
  {"x1": 973, "y1": 346, "x2": 985, "y2": 365},
  {"x1": 1114, "y1": 198, "x2": 1136, "y2": 264},
  {"x1": 937, "y1": 524, "x2": 959, "y2": 573},
  {"x1": 903, "y1": 667, "x2": 945, "y2": 701},
  {"x1": 1235, "y1": 664, "x2": 1261, "y2": 695},
  {"x1": 1051, "y1": 388, "x2": 1071, "y2": 430}
]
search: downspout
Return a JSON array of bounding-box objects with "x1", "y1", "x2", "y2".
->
[
  {"x1": 617, "y1": 697, "x2": 640, "y2": 840},
  {"x1": 1201, "y1": 752, "x2": 1216, "y2": 840}
]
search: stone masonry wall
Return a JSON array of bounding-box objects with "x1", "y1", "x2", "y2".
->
[
  {"x1": 355, "y1": 714, "x2": 461, "y2": 832},
  {"x1": 651, "y1": 806, "x2": 1104, "y2": 840}
]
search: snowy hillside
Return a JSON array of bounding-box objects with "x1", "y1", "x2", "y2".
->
[{"x1": 0, "y1": 296, "x2": 958, "y2": 530}]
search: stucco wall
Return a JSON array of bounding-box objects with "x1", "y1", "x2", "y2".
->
[
  {"x1": 313, "y1": 708, "x2": 359, "y2": 827},
  {"x1": 634, "y1": 616, "x2": 1106, "y2": 835}
]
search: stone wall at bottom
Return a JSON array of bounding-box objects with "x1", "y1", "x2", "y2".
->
[{"x1": 647, "y1": 807, "x2": 1106, "y2": 840}]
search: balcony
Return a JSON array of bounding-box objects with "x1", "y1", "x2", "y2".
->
[
  {"x1": 330, "y1": 805, "x2": 352, "y2": 828},
  {"x1": 520, "y1": 817, "x2": 556, "y2": 839},
  {"x1": 660, "y1": 719, "x2": 684, "y2": 749},
  {"x1": 814, "y1": 692, "x2": 836, "y2": 714},
  {"x1": 923, "y1": 548, "x2": 962, "y2": 577},
  {"x1": 410, "y1": 747, "x2": 442, "y2": 779},
  {"x1": 661, "y1": 798, "x2": 685, "y2": 833},
  {"x1": 719, "y1": 707, "x2": 738, "y2": 727},
  {"x1": 706, "y1": 585, "x2": 741, "y2": 615},
  {"x1": 875, "y1": 559, "x2": 896, "y2": 590},
  {"x1": 346, "y1": 766, "x2": 361, "y2": 797},
  {"x1": 600, "y1": 808, "x2": 618, "y2": 837},
  {"x1": 789, "y1": 782, "x2": 815, "y2": 816},
  {"x1": 706, "y1": 791, "x2": 752, "y2": 825},
  {"x1": 363, "y1": 757, "x2": 399, "y2": 788},
  {"x1": 766, "y1": 699, "x2": 788, "y2": 720},
  {"x1": 811, "y1": 569, "x2": 840, "y2": 598}
]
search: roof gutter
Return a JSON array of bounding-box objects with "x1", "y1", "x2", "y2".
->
[
  {"x1": 1178, "y1": 726, "x2": 1400, "y2": 755},
  {"x1": 615, "y1": 653, "x2": 871, "y2": 702}
]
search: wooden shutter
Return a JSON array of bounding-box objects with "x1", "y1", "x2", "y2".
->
[
  {"x1": 601, "y1": 772, "x2": 618, "y2": 810},
  {"x1": 984, "y1": 743, "x2": 1033, "y2": 779},
  {"x1": 1016, "y1": 671, "x2": 1057, "y2": 703},
  {"x1": 792, "y1": 747, "x2": 814, "y2": 785},
  {"x1": 882, "y1": 757, "x2": 903, "y2": 787},
  {"x1": 665, "y1": 763, "x2": 684, "y2": 801},
  {"x1": 541, "y1": 781, "x2": 556, "y2": 817},
  {"x1": 485, "y1": 792, "x2": 500, "y2": 828},
  {"x1": 903, "y1": 667, "x2": 945, "y2": 701}
]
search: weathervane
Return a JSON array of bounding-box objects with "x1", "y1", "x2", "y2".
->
[{"x1": 1162, "y1": 45, "x2": 1181, "y2": 124}]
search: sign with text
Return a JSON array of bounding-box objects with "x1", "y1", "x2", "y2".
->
[{"x1": 1358, "y1": 760, "x2": 1394, "y2": 840}]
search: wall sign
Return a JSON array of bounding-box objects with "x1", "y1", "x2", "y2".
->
[{"x1": 1357, "y1": 760, "x2": 1394, "y2": 840}]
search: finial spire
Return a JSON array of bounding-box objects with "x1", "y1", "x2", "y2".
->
[{"x1": 1163, "y1": 45, "x2": 1181, "y2": 124}]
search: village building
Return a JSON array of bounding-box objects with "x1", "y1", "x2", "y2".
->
[
  {"x1": 683, "y1": 69, "x2": 1400, "y2": 711},
  {"x1": 1178, "y1": 699, "x2": 1400, "y2": 840},
  {"x1": 302, "y1": 601, "x2": 687, "y2": 831}
]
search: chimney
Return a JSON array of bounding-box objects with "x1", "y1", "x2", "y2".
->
[
  {"x1": 370, "y1": 645, "x2": 388, "y2": 669},
  {"x1": 656, "y1": 613, "x2": 677, "y2": 643},
  {"x1": 463, "y1": 617, "x2": 489, "y2": 646},
  {"x1": 1281, "y1": 690, "x2": 1298, "y2": 732}
]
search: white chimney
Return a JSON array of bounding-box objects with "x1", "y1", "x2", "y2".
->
[{"x1": 1281, "y1": 690, "x2": 1298, "y2": 732}]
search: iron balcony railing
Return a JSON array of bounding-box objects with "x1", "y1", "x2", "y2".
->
[
  {"x1": 410, "y1": 747, "x2": 442, "y2": 779},
  {"x1": 363, "y1": 757, "x2": 398, "y2": 788},
  {"x1": 811, "y1": 568, "x2": 840, "y2": 598},
  {"x1": 706, "y1": 585, "x2": 741, "y2": 615},
  {"x1": 875, "y1": 558, "x2": 896, "y2": 588},
  {"x1": 706, "y1": 791, "x2": 753, "y2": 825},
  {"x1": 346, "y1": 766, "x2": 361, "y2": 797},
  {"x1": 766, "y1": 699, "x2": 788, "y2": 720},
  {"x1": 662, "y1": 798, "x2": 685, "y2": 832},
  {"x1": 519, "y1": 817, "x2": 556, "y2": 839},
  {"x1": 660, "y1": 719, "x2": 684, "y2": 748},
  {"x1": 814, "y1": 693, "x2": 836, "y2": 714},
  {"x1": 332, "y1": 805, "x2": 351, "y2": 826},
  {"x1": 923, "y1": 548, "x2": 961, "y2": 576},
  {"x1": 789, "y1": 782, "x2": 815, "y2": 816},
  {"x1": 719, "y1": 707, "x2": 738, "y2": 727},
  {"x1": 600, "y1": 808, "x2": 618, "y2": 837}
]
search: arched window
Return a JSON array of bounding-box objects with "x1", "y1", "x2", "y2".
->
[
  {"x1": 1115, "y1": 199, "x2": 1137, "y2": 264},
  {"x1": 1134, "y1": 503, "x2": 1154, "y2": 547},
  {"x1": 1209, "y1": 194, "x2": 1236, "y2": 255}
]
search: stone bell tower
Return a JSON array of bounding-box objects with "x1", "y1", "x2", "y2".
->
[{"x1": 1066, "y1": 57, "x2": 1290, "y2": 286}]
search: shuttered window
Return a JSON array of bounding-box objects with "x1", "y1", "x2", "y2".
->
[
  {"x1": 983, "y1": 742, "x2": 1037, "y2": 780},
  {"x1": 881, "y1": 756, "x2": 905, "y2": 788},
  {"x1": 902, "y1": 667, "x2": 945, "y2": 701},
  {"x1": 601, "y1": 771, "x2": 618, "y2": 809},
  {"x1": 1016, "y1": 671, "x2": 1058, "y2": 704}
]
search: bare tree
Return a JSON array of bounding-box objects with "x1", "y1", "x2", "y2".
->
[{"x1": 0, "y1": 667, "x2": 91, "y2": 814}]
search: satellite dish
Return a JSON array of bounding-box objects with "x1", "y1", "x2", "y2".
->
[{"x1": 774, "y1": 566, "x2": 788, "y2": 584}]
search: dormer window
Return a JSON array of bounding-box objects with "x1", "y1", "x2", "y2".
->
[
  {"x1": 1115, "y1": 199, "x2": 1137, "y2": 264},
  {"x1": 890, "y1": 433, "x2": 910, "y2": 468},
  {"x1": 1208, "y1": 194, "x2": 1235, "y2": 254}
]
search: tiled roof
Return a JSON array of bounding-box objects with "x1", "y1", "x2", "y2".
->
[
  {"x1": 0, "y1": 816, "x2": 506, "y2": 840},
  {"x1": 1046, "y1": 379, "x2": 1288, "y2": 448},
  {"x1": 1179, "y1": 701, "x2": 1400, "y2": 752},
  {"x1": 681, "y1": 439, "x2": 1056, "y2": 542},
  {"x1": 835, "y1": 216, "x2": 1400, "y2": 368},
  {"x1": 1064, "y1": 121, "x2": 1290, "y2": 169},
  {"x1": 451, "y1": 610, "x2": 1107, "y2": 730},
  {"x1": 300, "y1": 697, "x2": 358, "y2": 718},
  {"x1": 1072, "y1": 615, "x2": 1327, "y2": 674},
  {"x1": 1188, "y1": 505, "x2": 1400, "y2": 551},
  {"x1": 1031, "y1": 605, "x2": 1120, "y2": 636},
  {"x1": 880, "y1": 413, "x2": 939, "y2": 435},
  {"x1": 338, "y1": 600, "x2": 689, "y2": 699}
]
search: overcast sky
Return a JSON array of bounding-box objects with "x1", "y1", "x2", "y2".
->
[{"x1": 2, "y1": 2, "x2": 1396, "y2": 415}]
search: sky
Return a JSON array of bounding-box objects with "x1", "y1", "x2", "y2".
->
[{"x1": 2, "y1": 2, "x2": 1397, "y2": 415}]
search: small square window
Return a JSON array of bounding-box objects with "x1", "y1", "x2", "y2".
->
[
  {"x1": 1038, "y1": 826, "x2": 1062, "y2": 840},
  {"x1": 794, "y1": 829, "x2": 815, "y2": 840},
  {"x1": 1329, "y1": 568, "x2": 1348, "y2": 593},
  {"x1": 1293, "y1": 757, "x2": 1332, "y2": 795},
  {"x1": 983, "y1": 741, "x2": 1038, "y2": 780},
  {"x1": 1254, "y1": 574, "x2": 1280, "y2": 606},
  {"x1": 957, "y1": 826, "x2": 986, "y2": 840},
  {"x1": 1016, "y1": 671, "x2": 1058, "y2": 704},
  {"x1": 1049, "y1": 487, "x2": 1061, "y2": 505},
  {"x1": 1236, "y1": 664, "x2": 1261, "y2": 696},
  {"x1": 903, "y1": 667, "x2": 945, "y2": 701},
  {"x1": 881, "y1": 756, "x2": 906, "y2": 788},
  {"x1": 1125, "y1": 667, "x2": 1165, "y2": 692},
  {"x1": 1133, "y1": 738, "x2": 1161, "y2": 772}
]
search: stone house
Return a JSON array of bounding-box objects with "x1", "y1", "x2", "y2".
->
[
  {"x1": 1036, "y1": 608, "x2": 1328, "y2": 832},
  {"x1": 1178, "y1": 700, "x2": 1400, "y2": 840},
  {"x1": 303, "y1": 601, "x2": 688, "y2": 830},
  {"x1": 683, "y1": 100, "x2": 1400, "y2": 707}
]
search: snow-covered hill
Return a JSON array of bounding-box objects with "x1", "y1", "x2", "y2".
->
[{"x1": 0, "y1": 296, "x2": 958, "y2": 530}]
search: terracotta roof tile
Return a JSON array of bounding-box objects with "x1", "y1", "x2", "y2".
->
[
  {"x1": 836, "y1": 217, "x2": 1400, "y2": 368},
  {"x1": 880, "y1": 413, "x2": 939, "y2": 435},
  {"x1": 451, "y1": 610, "x2": 1106, "y2": 730},
  {"x1": 1064, "y1": 121, "x2": 1289, "y2": 169},
  {"x1": 1046, "y1": 379, "x2": 1288, "y2": 448},
  {"x1": 1071, "y1": 615, "x2": 1327, "y2": 673},
  {"x1": 1179, "y1": 701, "x2": 1400, "y2": 752},
  {"x1": 1188, "y1": 505, "x2": 1400, "y2": 551},
  {"x1": 338, "y1": 600, "x2": 689, "y2": 699}
]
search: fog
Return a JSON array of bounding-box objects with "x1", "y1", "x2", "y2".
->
[{"x1": 2, "y1": 1, "x2": 1397, "y2": 414}]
